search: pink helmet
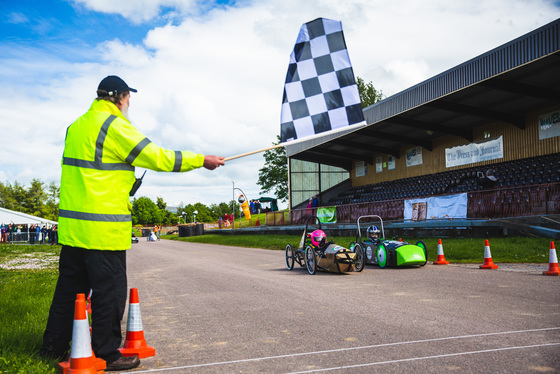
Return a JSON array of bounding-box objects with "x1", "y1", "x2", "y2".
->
[{"x1": 310, "y1": 230, "x2": 326, "y2": 247}]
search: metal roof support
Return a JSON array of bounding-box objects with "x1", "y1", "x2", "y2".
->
[
  {"x1": 480, "y1": 78, "x2": 560, "y2": 101},
  {"x1": 330, "y1": 138, "x2": 401, "y2": 159},
  {"x1": 426, "y1": 100, "x2": 526, "y2": 129},
  {"x1": 308, "y1": 147, "x2": 372, "y2": 165},
  {"x1": 291, "y1": 154, "x2": 352, "y2": 171},
  {"x1": 360, "y1": 127, "x2": 433, "y2": 151},
  {"x1": 386, "y1": 117, "x2": 474, "y2": 142}
]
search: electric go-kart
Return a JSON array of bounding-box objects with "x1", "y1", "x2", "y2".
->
[
  {"x1": 285, "y1": 216, "x2": 364, "y2": 274},
  {"x1": 349, "y1": 215, "x2": 427, "y2": 268}
]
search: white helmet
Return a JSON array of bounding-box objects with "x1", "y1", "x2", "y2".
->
[{"x1": 367, "y1": 225, "x2": 380, "y2": 237}]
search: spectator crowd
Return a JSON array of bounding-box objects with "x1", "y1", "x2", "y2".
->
[{"x1": 0, "y1": 223, "x2": 58, "y2": 244}]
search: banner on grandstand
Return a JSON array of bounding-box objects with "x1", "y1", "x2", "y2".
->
[
  {"x1": 404, "y1": 193, "x2": 467, "y2": 221},
  {"x1": 388, "y1": 155, "x2": 396, "y2": 170},
  {"x1": 445, "y1": 136, "x2": 503, "y2": 168},
  {"x1": 538, "y1": 110, "x2": 560, "y2": 140},
  {"x1": 375, "y1": 156, "x2": 383, "y2": 173},
  {"x1": 406, "y1": 146, "x2": 423, "y2": 167},
  {"x1": 355, "y1": 161, "x2": 367, "y2": 177},
  {"x1": 317, "y1": 207, "x2": 337, "y2": 223}
]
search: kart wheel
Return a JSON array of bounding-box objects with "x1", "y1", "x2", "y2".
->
[
  {"x1": 305, "y1": 245, "x2": 317, "y2": 275},
  {"x1": 377, "y1": 244, "x2": 389, "y2": 268},
  {"x1": 285, "y1": 244, "x2": 295, "y2": 270},
  {"x1": 353, "y1": 243, "x2": 365, "y2": 272},
  {"x1": 416, "y1": 241, "x2": 428, "y2": 266}
]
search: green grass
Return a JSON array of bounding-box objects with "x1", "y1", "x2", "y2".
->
[
  {"x1": 169, "y1": 234, "x2": 552, "y2": 263},
  {"x1": 0, "y1": 235, "x2": 553, "y2": 372},
  {"x1": 0, "y1": 244, "x2": 60, "y2": 374}
]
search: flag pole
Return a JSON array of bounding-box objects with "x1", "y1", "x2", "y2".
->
[
  {"x1": 224, "y1": 121, "x2": 367, "y2": 162},
  {"x1": 224, "y1": 144, "x2": 283, "y2": 161}
]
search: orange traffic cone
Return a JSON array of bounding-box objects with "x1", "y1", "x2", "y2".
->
[
  {"x1": 119, "y1": 288, "x2": 156, "y2": 358},
  {"x1": 59, "y1": 351, "x2": 106, "y2": 374},
  {"x1": 66, "y1": 294, "x2": 97, "y2": 374},
  {"x1": 433, "y1": 239, "x2": 449, "y2": 265},
  {"x1": 479, "y1": 239, "x2": 498, "y2": 269},
  {"x1": 543, "y1": 241, "x2": 559, "y2": 276},
  {"x1": 59, "y1": 294, "x2": 106, "y2": 374},
  {"x1": 255, "y1": 217, "x2": 261, "y2": 227}
]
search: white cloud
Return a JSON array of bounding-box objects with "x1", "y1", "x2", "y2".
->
[
  {"x1": 70, "y1": 0, "x2": 199, "y2": 23},
  {"x1": 7, "y1": 12, "x2": 29, "y2": 24},
  {"x1": 1, "y1": 0, "x2": 559, "y2": 210}
]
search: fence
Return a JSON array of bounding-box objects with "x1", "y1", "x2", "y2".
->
[
  {"x1": 265, "y1": 211, "x2": 289, "y2": 226},
  {"x1": 3, "y1": 232, "x2": 52, "y2": 244},
  {"x1": 267, "y1": 182, "x2": 560, "y2": 225}
]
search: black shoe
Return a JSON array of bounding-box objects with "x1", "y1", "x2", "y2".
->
[
  {"x1": 106, "y1": 356, "x2": 140, "y2": 371},
  {"x1": 38, "y1": 348, "x2": 69, "y2": 361}
]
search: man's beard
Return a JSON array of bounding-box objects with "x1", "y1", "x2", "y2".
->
[{"x1": 121, "y1": 103, "x2": 129, "y2": 118}]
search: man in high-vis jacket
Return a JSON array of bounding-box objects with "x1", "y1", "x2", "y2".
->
[{"x1": 40, "y1": 76, "x2": 225, "y2": 371}]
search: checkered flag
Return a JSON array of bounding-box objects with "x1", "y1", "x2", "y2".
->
[{"x1": 280, "y1": 18, "x2": 364, "y2": 143}]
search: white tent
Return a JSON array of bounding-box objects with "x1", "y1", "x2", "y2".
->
[{"x1": 0, "y1": 207, "x2": 57, "y2": 226}]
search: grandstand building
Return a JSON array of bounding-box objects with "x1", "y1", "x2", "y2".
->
[{"x1": 285, "y1": 18, "x2": 560, "y2": 236}]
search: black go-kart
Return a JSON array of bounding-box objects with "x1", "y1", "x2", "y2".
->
[{"x1": 285, "y1": 216, "x2": 364, "y2": 274}]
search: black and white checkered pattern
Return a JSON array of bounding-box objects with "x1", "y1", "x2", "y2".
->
[{"x1": 280, "y1": 18, "x2": 364, "y2": 143}]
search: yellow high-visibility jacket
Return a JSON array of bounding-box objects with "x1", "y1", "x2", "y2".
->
[{"x1": 58, "y1": 99, "x2": 204, "y2": 250}]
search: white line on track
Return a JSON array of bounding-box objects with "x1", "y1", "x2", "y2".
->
[
  {"x1": 285, "y1": 342, "x2": 560, "y2": 373},
  {"x1": 131, "y1": 327, "x2": 560, "y2": 373}
]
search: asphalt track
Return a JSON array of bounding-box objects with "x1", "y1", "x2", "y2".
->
[{"x1": 123, "y1": 239, "x2": 560, "y2": 373}]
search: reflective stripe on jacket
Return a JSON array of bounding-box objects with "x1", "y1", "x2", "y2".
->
[{"x1": 58, "y1": 99, "x2": 204, "y2": 250}]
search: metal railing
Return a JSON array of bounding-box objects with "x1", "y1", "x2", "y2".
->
[{"x1": 2, "y1": 232, "x2": 54, "y2": 244}]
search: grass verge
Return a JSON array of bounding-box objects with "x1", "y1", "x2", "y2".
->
[
  {"x1": 0, "y1": 244, "x2": 60, "y2": 373},
  {"x1": 168, "y1": 234, "x2": 552, "y2": 263}
]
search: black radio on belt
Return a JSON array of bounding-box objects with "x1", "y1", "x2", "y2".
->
[{"x1": 129, "y1": 170, "x2": 146, "y2": 197}]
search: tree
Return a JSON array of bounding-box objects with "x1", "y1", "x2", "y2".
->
[
  {"x1": 156, "y1": 197, "x2": 167, "y2": 210},
  {"x1": 154, "y1": 196, "x2": 178, "y2": 225},
  {"x1": 0, "y1": 181, "x2": 26, "y2": 212},
  {"x1": 45, "y1": 182, "x2": 60, "y2": 221},
  {"x1": 257, "y1": 136, "x2": 288, "y2": 202},
  {"x1": 132, "y1": 197, "x2": 159, "y2": 225},
  {"x1": 0, "y1": 179, "x2": 59, "y2": 220},
  {"x1": 26, "y1": 179, "x2": 47, "y2": 217},
  {"x1": 356, "y1": 76, "x2": 384, "y2": 108},
  {"x1": 209, "y1": 202, "x2": 231, "y2": 220}
]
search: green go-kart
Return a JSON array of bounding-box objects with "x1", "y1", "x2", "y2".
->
[{"x1": 349, "y1": 215, "x2": 427, "y2": 268}]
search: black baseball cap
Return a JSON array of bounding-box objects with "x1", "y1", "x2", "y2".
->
[{"x1": 98, "y1": 75, "x2": 137, "y2": 96}]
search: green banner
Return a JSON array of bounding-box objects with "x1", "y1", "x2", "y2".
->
[{"x1": 317, "y1": 207, "x2": 337, "y2": 223}]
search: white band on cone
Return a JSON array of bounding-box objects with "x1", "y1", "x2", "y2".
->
[
  {"x1": 127, "y1": 303, "x2": 143, "y2": 332},
  {"x1": 550, "y1": 248, "x2": 558, "y2": 264},
  {"x1": 70, "y1": 319, "x2": 92, "y2": 358}
]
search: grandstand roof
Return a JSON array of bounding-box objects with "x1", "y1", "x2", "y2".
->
[{"x1": 285, "y1": 18, "x2": 560, "y2": 170}]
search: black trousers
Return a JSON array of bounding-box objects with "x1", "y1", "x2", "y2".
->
[{"x1": 41, "y1": 246, "x2": 127, "y2": 364}]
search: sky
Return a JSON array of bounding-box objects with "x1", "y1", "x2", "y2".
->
[{"x1": 1, "y1": 0, "x2": 559, "y2": 210}]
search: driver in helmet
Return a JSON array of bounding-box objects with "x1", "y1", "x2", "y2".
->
[
  {"x1": 310, "y1": 229, "x2": 327, "y2": 250},
  {"x1": 367, "y1": 225, "x2": 381, "y2": 245}
]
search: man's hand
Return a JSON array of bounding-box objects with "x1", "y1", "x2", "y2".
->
[{"x1": 203, "y1": 155, "x2": 225, "y2": 170}]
